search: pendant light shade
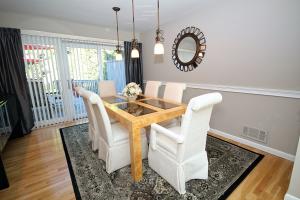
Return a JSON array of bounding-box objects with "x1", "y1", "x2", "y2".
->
[
  {"x1": 115, "y1": 52, "x2": 123, "y2": 60},
  {"x1": 131, "y1": 47, "x2": 139, "y2": 58},
  {"x1": 113, "y1": 7, "x2": 122, "y2": 61},
  {"x1": 131, "y1": 0, "x2": 139, "y2": 58},
  {"x1": 154, "y1": 41, "x2": 164, "y2": 55},
  {"x1": 154, "y1": 0, "x2": 164, "y2": 55}
]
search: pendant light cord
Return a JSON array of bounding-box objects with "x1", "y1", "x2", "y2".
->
[
  {"x1": 132, "y1": 0, "x2": 136, "y2": 40},
  {"x1": 157, "y1": 0, "x2": 160, "y2": 31},
  {"x1": 115, "y1": 10, "x2": 120, "y2": 47}
]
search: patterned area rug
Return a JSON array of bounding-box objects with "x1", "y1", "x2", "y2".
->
[{"x1": 60, "y1": 124, "x2": 263, "y2": 200}]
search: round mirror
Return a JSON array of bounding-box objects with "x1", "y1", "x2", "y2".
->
[
  {"x1": 172, "y1": 26, "x2": 206, "y2": 72},
  {"x1": 177, "y1": 36, "x2": 197, "y2": 63}
]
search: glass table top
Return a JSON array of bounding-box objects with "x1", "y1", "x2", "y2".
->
[
  {"x1": 140, "y1": 99, "x2": 179, "y2": 109},
  {"x1": 102, "y1": 95, "x2": 147, "y2": 104},
  {"x1": 102, "y1": 96, "x2": 128, "y2": 104},
  {"x1": 117, "y1": 103, "x2": 157, "y2": 117},
  {"x1": 136, "y1": 95, "x2": 147, "y2": 100}
]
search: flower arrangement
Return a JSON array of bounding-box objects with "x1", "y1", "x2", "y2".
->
[{"x1": 122, "y1": 82, "x2": 142, "y2": 98}]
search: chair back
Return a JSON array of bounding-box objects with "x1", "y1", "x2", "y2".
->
[
  {"x1": 75, "y1": 87, "x2": 95, "y2": 129},
  {"x1": 98, "y1": 80, "x2": 117, "y2": 97},
  {"x1": 163, "y1": 82, "x2": 186, "y2": 103},
  {"x1": 179, "y1": 93, "x2": 222, "y2": 161},
  {"x1": 144, "y1": 81, "x2": 162, "y2": 97},
  {"x1": 89, "y1": 92, "x2": 114, "y2": 146}
]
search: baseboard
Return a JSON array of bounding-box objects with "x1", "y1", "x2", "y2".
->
[
  {"x1": 210, "y1": 128, "x2": 295, "y2": 161},
  {"x1": 285, "y1": 194, "x2": 300, "y2": 200}
]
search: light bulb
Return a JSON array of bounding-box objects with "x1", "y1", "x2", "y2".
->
[
  {"x1": 115, "y1": 53, "x2": 122, "y2": 61},
  {"x1": 154, "y1": 42, "x2": 164, "y2": 55},
  {"x1": 131, "y1": 48, "x2": 139, "y2": 58}
]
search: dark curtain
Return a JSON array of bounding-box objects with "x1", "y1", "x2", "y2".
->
[
  {"x1": 124, "y1": 41, "x2": 144, "y2": 90},
  {"x1": 0, "y1": 27, "x2": 34, "y2": 135}
]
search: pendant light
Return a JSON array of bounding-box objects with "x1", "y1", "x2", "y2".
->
[
  {"x1": 154, "y1": 0, "x2": 164, "y2": 55},
  {"x1": 131, "y1": 0, "x2": 139, "y2": 58},
  {"x1": 113, "y1": 7, "x2": 122, "y2": 61}
]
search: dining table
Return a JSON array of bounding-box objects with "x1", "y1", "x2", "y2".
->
[{"x1": 102, "y1": 94, "x2": 186, "y2": 182}]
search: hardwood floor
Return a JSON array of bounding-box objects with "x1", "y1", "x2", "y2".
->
[
  {"x1": 0, "y1": 121, "x2": 293, "y2": 200},
  {"x1": 210, "y1": 132, "x2": 293, "y2": 200}
]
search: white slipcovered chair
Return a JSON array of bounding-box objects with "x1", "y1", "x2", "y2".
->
[
  {"x1": 161, "y1": 82, "x2": 187, "y2": 127},
  {"x1": 163, "y1": 82, "x2": 187, "y2": 103},
  {"x1": 75, "y1": 87, "x2": 98, "y2": 151},
  {"x1": 88, "y1": 92, "x2": 148, "y2": 173},
  {"x1": 148, "y1": 92, "x2": 222, "y2": 194},
  {"x1": 98, "y1": 80, "x2": 117, "y2": 97},
  {"x1": 98, "y1": 80, "x2": 118, "y2": 123},
  {"x1": 144, "y1": 81, "x2": 162, "y2": 97}
]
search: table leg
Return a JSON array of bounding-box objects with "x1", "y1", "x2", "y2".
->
[{"x1": 129, "y1": 124, "x2": 142, "y2": 182}]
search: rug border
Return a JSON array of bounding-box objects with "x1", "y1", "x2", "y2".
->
[
  {"x1": 60, "y1": 126, "x2": 82, "y2": 200},
  {"x1": 209, "y1": 135, "x2": 264, "y2": 200},
  {"x1": 59, "y1": 124, "x2": 264, "y2": 200}
]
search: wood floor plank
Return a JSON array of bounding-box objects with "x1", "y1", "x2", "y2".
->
[{"x1": 0, "y1": 122, "x2": 293, "y2": 200}]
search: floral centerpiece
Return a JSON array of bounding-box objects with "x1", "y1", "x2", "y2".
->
[{"x1": 122, "y1": 82, "x2": 142, "y2": 102}]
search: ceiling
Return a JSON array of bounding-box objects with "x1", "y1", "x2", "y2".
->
[{"x1": 0, "y1": 0, "x2": 201, "y2": 32}]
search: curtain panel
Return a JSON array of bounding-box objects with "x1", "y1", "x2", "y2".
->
[
  {"x1": 124, "y1": 41, "x2": 144, "y2": 90},
  {"x1": 0, "y1": 27, "x2": 34, "y2": 134}
]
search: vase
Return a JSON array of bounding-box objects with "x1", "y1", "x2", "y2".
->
[{"x1": 127, "y1": 96, "x2": 137, "y2": 102}]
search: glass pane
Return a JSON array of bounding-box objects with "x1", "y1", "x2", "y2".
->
[
  {"x1": 101, "y1": 48, "x2": 126, "y2": 93},
  {"x1": 102, "y1": 96, "x2": 127, "y2": 104},
  {"x1": 66, "y1": 46, "x2": 99, "y2": 93},
  {"x1": 66, "y1": 44, "x2": 100, "y2": 119},
  {"x1": 22, "y1": 36, "x2": 66, "y2": 127},
  {"x1": 140, "y1": 99, "x2": 179, "y2": 109},
  {"x1": 136, "y1": 95, "x2": 147, "y2": 100},
  {"x1": 117, "y1": 103, "x2": 156, "y2": 116}
]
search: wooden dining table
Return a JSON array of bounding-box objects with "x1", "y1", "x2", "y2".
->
[{"x1": 102, "y1": 95, "x2": 186, "y2": 182}]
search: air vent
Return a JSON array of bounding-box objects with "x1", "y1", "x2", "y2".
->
[{"x1": 242, "y1": 126, "x2": 268, "y2": 143}]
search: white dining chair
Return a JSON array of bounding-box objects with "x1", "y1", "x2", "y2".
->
[
  {"x1": 144, "y1": 81, "x2": 162, "y2": 98},
  {"x1": 148, "y1": 92, "x2": 222, "y2": 194},
  {"x1": 75, "y1": 87, "x2": 98, "y2": 151},
  {"x1": 161, "y1": 82, "x2": 187, "y2": 127},
  {"x1": 163, "y1": 82, "x2": 187, "y2": 103},
  {"x1": 89, "y1": 92, "x2": 149, "y2": 173},
  {"x1": 98, "y1": 80, "x2": 117, "y2": 97}
]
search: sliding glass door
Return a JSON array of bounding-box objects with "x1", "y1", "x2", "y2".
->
[
  {"x1": 63, "y1": 42, "x2": 100, "y2": 120},
  {"x1": 101, "y1": 48, "x2": 126, "y2": 93},
  {"x1": 22, "y1": 34, "x2": 126, "y2": 128},
  {"x1": 22, "y1": 35, "x2": 68, "y2": 128}
]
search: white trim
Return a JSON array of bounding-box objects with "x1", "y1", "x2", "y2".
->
[
  {"x1": 21, "y1": 29, "x2": 123, "y2": 47},
  {"x1": 144, "y1": 81, "x2": 300, "y2": 99},
  {"x1": 285, "y1": 194, "x2": 300, "y2": 200},
  {"x1": 210, "y1": 128, "x2": 295, "y2": 161}
]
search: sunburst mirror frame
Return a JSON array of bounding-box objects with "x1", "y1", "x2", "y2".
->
[{"x1": 172, "y1": 26, "x2": 206, "y2": 72}]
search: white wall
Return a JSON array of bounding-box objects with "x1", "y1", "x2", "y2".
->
[
  {"x1": 142, "y1": 0, "x2": 300, "y2": 90},
  {"x1": 141, "y1": 0, "x2": 300, "y2": 156},
  {"x1": 0, "y1": 10, "x2": 136, "y2": 41}
]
